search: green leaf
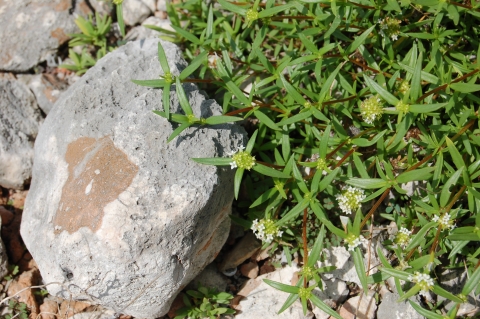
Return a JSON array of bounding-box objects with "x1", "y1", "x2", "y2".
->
[
  {"x1": 263, "y1": 279, "x2": 299, "y2": 294},
  {"x1": 175, "y1": 77, "x2": 193, "y2": 116},
  {"x1": 280, "y1": 75, "x2": 307, "y2": 105},
  {"x1": 346, "y1": 25, "x2": 376, "y2": 55},
  {"x1": 346, "y1": 178, "x2": 388, "y2": 189},
  {"x1": 167, "y1": 122, "x2": 192, "y2": 143},
  {"x1": 319, "y1": 125, "x2": 331, "y2": 158},
  {"x1": 162, "y1": 83, "x2": 171, "y2": 119},
  {"x1": 450, "y1": 83, "x2": 480, "y2": 93},
  {"x1": 218, "y1": 0, "x2": 248, "y2": 15},
  {"x1": 462, "y1": 265, "x2": 480, "y2": 295},
  {"x1": 405, "y1": 221, "x2": 437, "y2": 251},
  {"x1": 318, "y1": 63, "x2": 343, "y2": 103},
  {"x1": 234, "y1": 168, "x2": 245, "y2": 200},
  {"x1": 131, "y1": 79, "x2": 166, "y2": 88},
  {"x1": 278, "y1": 112, "x2": 311, "y2": 126},
  {"x1": 440, "y1": 167, "x2": 464, "y2": 207},
  {"x1": 246, "y1": 130, "x2": 258, "y2": 153},
  {"x1": 216, "y1": 62, "x2": 251, "y2": 106},
  {"x1": 254, "y1": 109, "x2": 280, "y2": 130},
  {"x1": 179, "y1": 50, "x2": 209, "y2": 80},
  {"x1": 308, "y1": 225, "x2": 326, "y2": 267},
  {"x1": 157, "y1": 42, "x2": 171, "y2": 74},
  {"x1": 277, "y1": 199, "x2": 310, "y2": 225},
  {"x1": 258, "y1": 2, "x2": 296, "y2": 18},
  {"x1": 170, "y1": 25, "x2": 201, "y2": 45},
  {"x1": 446, "y1": 137, "x2": 466, "y2": 171},
  {"x1": 409, "y1": 301, "x2": 445, "y2": 319},
  {"x1": 204, "y1": 115, "x2": 243, "y2": 125},
  {"x1": 380, "y1": 268, "x2": 412, "y2": 281},
  {"x1": 410, "y1": 52, "x2": 422, "y2": 101},
  {"x1": 318, "y1": 167, "x2": 340, "y2": 192},
  {"x1": 396, "y1": 167, "x2": 434, "y2": 184},
  {"x1": 408, "y1": 103, "x2": 447, "y2": 113},
  {"x1": 310, "y1": 294, "x2": 343, "y2": 319},
  {"x1": 253, "y1": 163, "x2": 290, "y2": 178},
  {"x1": 250, "y1": 187, "x2": 278, "y2": 208},
  {"x1": 191, "y1": 158, "x2": 233, "y2": 166},
  {"x1": 353, "y1": 247, "x2": 368, "y2": 295},
  {"x1": 431, "y1": 285, "x2": 464, "y2": 303},
  {"x1": 116, "y1": 4, "x2": 125, "y2": 38},
  {"x1": 364, "y1": 76, "x2": 399, "y2": 106}
]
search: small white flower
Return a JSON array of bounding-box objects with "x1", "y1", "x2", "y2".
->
[
  {"x1": 346, "y1": 234, "x2": 364, "y2": 251},
  {"x1": 336, "y1": 186, "x2": 366, "y2": 214},
  {"x1": 408, "y1": 272, "x2": 435, "y2": 296},
  {"x1": 251, "y1": 219, "x2": 283, "y2": 244},
  {"x1": 433, "y1": 213, "x2": 455, "y2": 230}
]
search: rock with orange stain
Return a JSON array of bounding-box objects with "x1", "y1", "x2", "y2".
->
[
  {"x1": 21, "y1": 39, "x2": 246, "y2": 319},
  {"x1": 0, "y1": 0, "x2": 93, "y2": 71}
]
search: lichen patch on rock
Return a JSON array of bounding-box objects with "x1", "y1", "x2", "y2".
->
[{"x1": 53, "y1": 136, "x2": 138, "y2": 234}]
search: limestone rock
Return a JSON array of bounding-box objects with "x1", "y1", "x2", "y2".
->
[
  {"x1": 377, "y1": 290, "x2": 423, "y2": 319},
  {"x1": 338, "y1": 290, "x2": 377, "y2": 319},
  {"x1": 125, "y1": 16, "x2": 173, "y2": 42},
  {"x1": 21, "y1": 38, "x2": 245, "y2": 319},
  {"x1": 0, "y1": 220, "x2": 8, "y2": 278},
  {"x1": 219, "y1": 232, "x2": 262, "y2": 272},
  {"x1": 122, "y1": 0, "x2": 155, "y2": 26},
  {"x1": 235, "y1": 265, "x2": 312, "y2": 319},
  {"x1": 0, "y1": 76, "x2": 44, "y2": 189},
  {"x1": 0, "y1": 0, "x2": 92, "y2": 72},
  {"x1": 17, "y1": 73, "x2": 69, "y2": 115}
]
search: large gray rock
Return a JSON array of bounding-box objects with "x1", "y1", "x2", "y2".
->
[
  {"x1": 0, "y1": 0, "x2": 92, "y2": 72},
  {"x1": 21, "y1": 39, "x2": 246, "y2": 318},
  {"x1": 0, "y1": 75, "x2": 44, "y2": 189}
]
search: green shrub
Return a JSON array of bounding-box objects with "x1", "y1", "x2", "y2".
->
[{"x1": 137, "y1": 0, "x2": 480, "y2": 318}]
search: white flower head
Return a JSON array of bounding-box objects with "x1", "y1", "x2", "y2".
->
[
  {"x1": 336, "y1": 186, "x2": 366, "y2": 214},
  {"x1": 346, "y1": 234, "x2": 364, "y2": 251},
  {"x1": 251, "y1": 219, "x2": 283, "y2": 244},
  {"x1": 360, "y1": 95, "x2": 384, "y2": 124},
  {"x1": 408, "y1": 272, "x2": 435, "y2": 296},
  {"x1": 227, "y1": 146, "x2": 255, "y2": 170},
  {"x1": 394, "y1": 227, "x2": 412, "y2": 248},
  {"x1": 433, "y1": 213, "x2": 455, "y2": 230}
]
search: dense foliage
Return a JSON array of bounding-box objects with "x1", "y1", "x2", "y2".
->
[{"x1": 136, "y1": 0, "x2": 480, "y2": 317}]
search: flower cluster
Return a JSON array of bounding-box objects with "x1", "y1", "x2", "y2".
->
[
  {"x1": 394, "y1": 227, "x2": 412, "y2": 248},
  {"x1": 345, "y1": 234, "x2": 364, "y2": 251},
  {"x1": 360, "y1": 95, "x2": 384, "y2": 124},
  {"x1": 398, "y1": 80, "x2": 410, "y2": 94},
  {"x1": 432, "y1": 213, "x2": 456, "y2": 230},
  {"x1": 379, "y1": 17, "x2": 401, "y2": 41},
  {"x1": 408, "y1": 272, "x2": 435, "y2": 297},
  {"x1": 251, "y1": 219, "x2": 283, "y2": 243},
  {"x1": 336, "y1": 186, "x2": 366, "y2": 214},
  {"x1": 396, "y1": 100, "x2": 410, "y2": 114},
  {"x1": 316, "y1": 157, "x2": 328, "y2": 171},
  {"x1": 228, "y1": 146, "x2": 256, "y2": 170}
]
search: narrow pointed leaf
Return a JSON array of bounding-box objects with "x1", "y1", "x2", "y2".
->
[
  {"x1": 353, "y1": 247, "x2": 368, "y2": 295},
  {"x1": 396, "y1": 167, "x2": 435, "y2": 184},
  {"x1": 263, "y1": 279, "x2": 299, "y2": 294},
  {"x1": 364, "y1": 76, "x2": 399, "y2": 106},
  {"x1": 131, "y1": 79, "x2": 166, "y2": 88},
  {"x1": 405, "y1": 221, "x2": 437, "y2": 251},
  {"x1": 179, "y1": 50, "x2": 209, "y2": 80},
  {"x1": 157, "y1": 42, "x2": 171, "y2": 73},
  {"x1": 346, "y1": 25, "x2": 376, "y2": 55},
  {"x1": 204, "y1": 115, "x2": 243, "y2": 125},
  {"x1": 346, "y1": 178, "x2": 388, "y2": 189},
  {"x1": 309, "y1": 294, "x2": 343, "y2": 319},
  {"x1": 170, "y1": 25, "x2": 201, "y2": 45},
  {"x1": 116, "y1": 4, "x2": 125, "y2": 37},
  {"x1": 234, "y1": 168, "x2": 245, "y2": 200},
  {"x1": 167, "y1": 122, "x2": 191, "y2": 142},
  {"x1": 254, "y1": 109, "x2": 280, "y2": 130},
  {"x1": 175, "y1": 77, "x2": 193, "y2": 116},
  {"x1": 253, "y1": 164, "x2": 290, "y2": 178}
]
